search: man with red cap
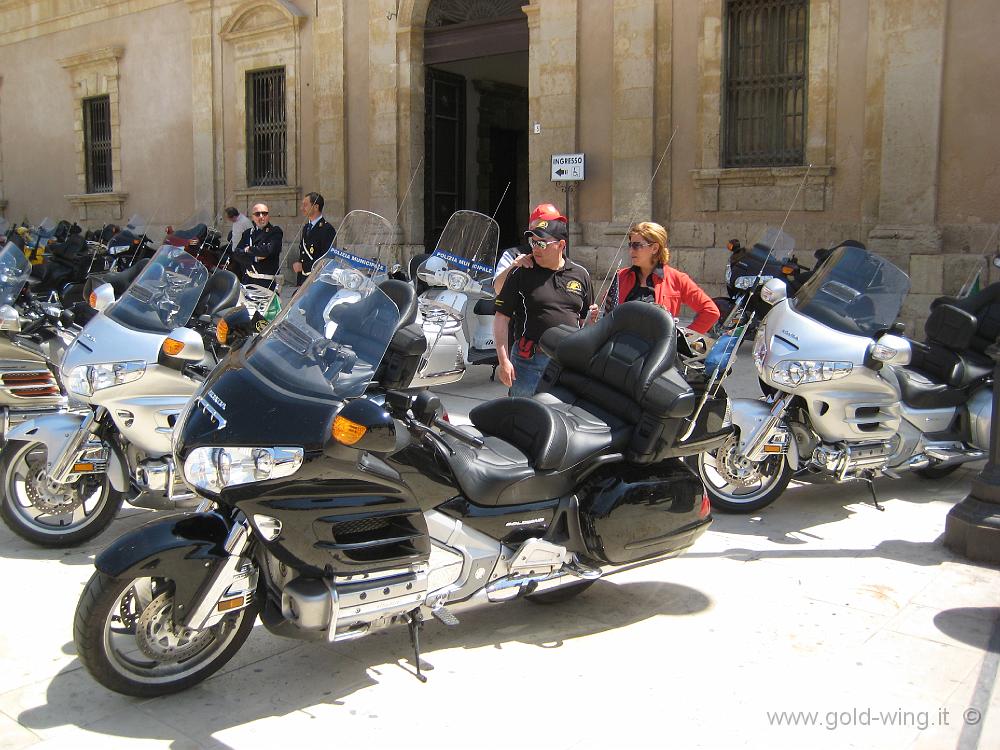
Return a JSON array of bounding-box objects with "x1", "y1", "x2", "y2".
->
[{"x1": 494, "y1": 212, "x2": 593, "y2": 396}]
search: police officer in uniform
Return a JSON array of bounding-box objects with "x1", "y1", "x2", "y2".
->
[
  {"x1": 293, "y1": 192, "x2": 336, "y2": 286},
  {"x1": 233, "y1": 202, "x2": 283, "y2": 289}
]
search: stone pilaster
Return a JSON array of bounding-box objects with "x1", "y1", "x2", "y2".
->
[
  {"x1": 607, "y1": 0, "x2": 656, "y2": 235},
  {"x1": 313, "y1": 0, "x2": 347, "y2": 222},
  {"x1": 524, "y1": 0, "x2": 580, "y2": 245},
  {"x1": 396, "y1": 17, "x2": 425, "y2": 248},
  {"x1": 368, "y1": 3, "x2": 400, "y2": 224},
  {"x1": 187, "y1": 0, "x2": 216, "y2": 214},
  {"x1": 868, "y1": 0, "x2": 947, "y2": 254}
]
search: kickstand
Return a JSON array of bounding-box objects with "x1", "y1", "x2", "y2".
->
[
  {"x1": 861, "y1": 472, "x2": 884, "y2": 511},
  {"x1": 405, "y1": 612, "x2": 428, "y2": 683}
]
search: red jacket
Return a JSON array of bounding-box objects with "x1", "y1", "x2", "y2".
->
[{"x1": 607, "y1": 264, "x2": 720, "y2": 333}]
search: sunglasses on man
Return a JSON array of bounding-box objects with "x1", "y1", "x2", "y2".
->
[
  {"x1": 527, "y1": 236, "x2": 559, "y2": 250},
  {"x1": 253, "y1": 211, "x2": 269, "y2": 217}
]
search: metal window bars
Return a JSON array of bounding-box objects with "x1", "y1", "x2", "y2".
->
[
  {"x1": 246, "y1": 67, "x2": 287, "y2": 187},
  {"x1": 83, "y1": 96, "x2": 113, "y2": 193},
  {"x1": 722, "y1": 0, "x2": 808, "y2": 168}
]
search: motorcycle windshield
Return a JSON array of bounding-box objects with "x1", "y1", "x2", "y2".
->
[
  {"x1": 243, "y1": 211, "x2": 400, "y2": 400},
  {"x1": 104, "y1": 244, "x2": 210, "y2": 333},
  {"x1": 0, "y1": 241, "x2": 32, "y2": 306},
  {"x1": 109, "y1": 214, "x2": 150, "y2": 255},
  {"x1": 165, "y1": 209, "x2": 212, "y2": 246},
  {"x1": 746, "y1": 227, "x2": 796, "y2": 267},
  {"x1": 426, "y1": 210, "x2": 500, "y2": 283},
  {"x1": 792, "y1": 245, "x2": 910, "y2": 337},
  {"x1": 31, "y1": 218, "x2": 57, "y2": 244}
]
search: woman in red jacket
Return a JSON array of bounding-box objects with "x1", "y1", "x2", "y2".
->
[{"x1": 595, "y1": 221, "x2": 720, "y2": 333}]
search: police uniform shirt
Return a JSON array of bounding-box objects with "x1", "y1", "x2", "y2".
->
[
  {"x1": 494, "y1": 259, "x2": 593, "y2": 343},
  {"x1": 236, "y1": 223, "x2": 283, "y2": 276},
  {"x1": 300, "y1": 217, "x2": 336, "y2": 274}
]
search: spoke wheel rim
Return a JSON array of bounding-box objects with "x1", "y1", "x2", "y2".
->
[{"x1": 699, "y1": 437, "x2": 785, "y2": 505}]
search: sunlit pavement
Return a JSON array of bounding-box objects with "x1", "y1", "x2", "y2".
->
[{"x1": 0, "y1": 350, "x2": 997, "y2": 750}]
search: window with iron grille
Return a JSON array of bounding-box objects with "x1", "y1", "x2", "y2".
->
[
  {"x1": 722, "y1": 0, "x2": 808, "y2": 168},
  {"x1": 83, "y1": 95, "x2": 113, "y2": 193},
  {"x1": 246, "y1": 67, "x2": 287, "y2": 186}
]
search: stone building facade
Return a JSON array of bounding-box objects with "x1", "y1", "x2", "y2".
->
[{"x1": 0, "y1": 0, "x2": 997, "y2": 332}]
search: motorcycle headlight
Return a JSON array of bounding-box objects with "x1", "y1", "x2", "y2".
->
[
  {"x1": 65, "y1": 361, "x2": 145, "y2": 397},
  {"x1": 734, "y1": 274, "x2": 772, "y2": 290},
  {"x1": 183, "y1": 446, "x2": 303, "y2": 494},
  {"x1": 770, "y1": 360, "x2": 852, "y2": 386},
  {"x1": 752, "y1": 330, "x2": 768, "y2": 371}
]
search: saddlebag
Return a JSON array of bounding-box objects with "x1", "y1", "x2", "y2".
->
[{"x1": 577, "y1": 458, "x2": 708, "y2": 565}]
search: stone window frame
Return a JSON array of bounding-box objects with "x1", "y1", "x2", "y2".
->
[
  {"x1": 692, "y1": 0, "x2": 836, "y2": 213},
  {"x1": 221, "y1": 0, "x2": 304, "y2": 214},
  {"x1": 58, "y1": 47, "x2": 128, "y2": 219}
]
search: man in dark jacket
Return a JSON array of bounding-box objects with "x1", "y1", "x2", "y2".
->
[
  {"x1": 233, "y1": 202, "x2": 283, "y2": 289},
  {"x1": 293, "y1": 192, "x2": 336, "y2": 286}
]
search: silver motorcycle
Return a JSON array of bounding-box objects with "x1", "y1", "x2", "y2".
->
[
  {"x1": 0, "y1": 244, "x2": 240, "y2": 546},
  {"x1": 698, "y1": 242, "x2": 991, "y2": 512}
]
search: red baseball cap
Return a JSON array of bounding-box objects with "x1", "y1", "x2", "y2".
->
[{"x1": 529, "y1": 203, "x2": 567, "y2": 224}]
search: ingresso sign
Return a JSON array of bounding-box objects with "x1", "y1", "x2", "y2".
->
[{"x1": 551, "y1": 153, "x2": 585, "y2": 181}]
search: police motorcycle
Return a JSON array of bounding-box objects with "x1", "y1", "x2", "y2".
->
[
  {"x1": 410, "y1": 210, "x2": 499, "y2": 386},
  {"x1": 696, "y1": 241, "x2": 992, "y2": 512},
  {"x1": 69, "y1": 208, "x2": 731, "y2": 697},
  {"x1": 0, "y1": 245, "x2": 241, "y2": 546}
]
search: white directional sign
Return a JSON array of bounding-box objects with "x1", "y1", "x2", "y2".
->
[{"x1": 551, "y1": 153, "x2": 585, "y2": 181}]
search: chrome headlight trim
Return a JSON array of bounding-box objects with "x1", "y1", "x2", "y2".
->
[
  {"x1": 65, "y1": 361, "x2": 146, "y2": 397},
  {"x1": 183, "y1": 446, "x2": 304, "y2": 494},
  {"x1": 770, "y1": 359, "x2": 853, "y2": 386}
]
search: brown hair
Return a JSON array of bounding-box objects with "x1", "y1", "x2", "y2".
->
[{"x1": 629, "y1": 221, "x2": 669, "y2": 266}]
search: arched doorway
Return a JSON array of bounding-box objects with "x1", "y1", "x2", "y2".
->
[{"x1": 422, "y1": 0, "x2": 529, "y2": 252}]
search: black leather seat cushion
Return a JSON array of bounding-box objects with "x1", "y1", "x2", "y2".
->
[
  {"x1": 84, "y1": 257, "x2": 149, "y2": 298},
  {"x1": 378, "y1": 279, "x2": 418, "y2": 327},
  {"x1": 194, "y1": 270, "x2": 241, "y2": 317},
  {"x1": 896, "y1": 366, "x2": 970, "y2": 409},
  {"x1": 908, "y1": 340, "x2": 992, "y2": 389},
  {"x1": 931, "y1": 283, "x2": 1000, "y2": 357},
  {"x1": 171, "y1": 224, "x2": 208, "y2": 242}
]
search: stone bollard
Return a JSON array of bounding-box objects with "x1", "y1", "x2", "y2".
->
[{"x1": 944, "y1": 339, "x2": 1000, "y2": 564}]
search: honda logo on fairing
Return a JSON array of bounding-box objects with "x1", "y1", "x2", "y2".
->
[
  {"x1": 505, "y1": 517, "x2": 544, "y2": 527},
  {"x1": 207, "y1": 390, "x2": 227, "y2": 410},
  {"x1": 779, "y1": 329, "x2": 799, "y2": 341}
]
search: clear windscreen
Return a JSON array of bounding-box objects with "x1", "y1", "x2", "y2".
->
[
  {"x1": 0, "y1": 242, "x2": 32, "y2": 306},
  {"x1": 165, "y1": 209, "x2": 213, "y2": 246},
  {"x1": 32, "y1": 218, "x2": 57, "y2": 244},
  {"x1": 105, "y1": 245, "x2": 210, "y2": 333},
  {"x1": 244, "y1": 211, "x2": 400, "y2": 399},
  {"x1": 424, "y1": 210, "x2": 500, "y2": 283},
  {"x1": 793, "y1": 245, "x2": 910, "y2": 337}
]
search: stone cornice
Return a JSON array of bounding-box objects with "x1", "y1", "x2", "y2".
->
[
  {"x1": 57, "y1": 46, "x2": 124, "y2": 71},
  {"x1": 220, "y1": 0, "x2": 306, "y2": 43},
  {"x1": 0, "y1": 1, "x2": 173, "y2": 46}
]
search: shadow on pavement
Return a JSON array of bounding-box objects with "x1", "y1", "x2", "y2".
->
[{"x1": 23, "y1": 580, "x2": 709, "y2": 746}]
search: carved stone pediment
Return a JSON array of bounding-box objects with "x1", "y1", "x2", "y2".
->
[{"x1": 220, "y1": 0, "x2": 305, "y2": 42}]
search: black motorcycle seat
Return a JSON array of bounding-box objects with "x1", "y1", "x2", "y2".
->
[
  {"x1": 908, "y1": 340, "x2": 992, "y2": 389},
  {"x1": 378, "y1": 279, "x2": 418, "y2": 327},
  {"x1": 194, "y1": 270, "x2": 241, "y2": 318},
  {"x1": 84, "y1": 257, "x2": 150, "y2": 298},
  {"x1": 171, "y1": 224, "x2": 208, "y2": 242},
  {"x1": 895, "y1": 366, "x2": 972, "y2": 409}
]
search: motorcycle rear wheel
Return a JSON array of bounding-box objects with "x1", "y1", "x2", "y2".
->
[
  {"x1": 74, "y1": 571, "x2": 258, "y2": 698},
  {"x1": 0, "y1": 439, "x2": 124, "y2": 547},
  {"x1": 697, "y1": 435, "x2": 792, "y2": 513}
]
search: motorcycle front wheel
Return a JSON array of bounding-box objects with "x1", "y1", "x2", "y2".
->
[
  {"x1": 0, "y1": 439, "x2": 124, "y2": 547},
  {"x1": 74, "y1": 571, "x2": 258, "y2": 698},
  {"x1": 697, "y1": 433, "x2": 792, "y2": 513}
]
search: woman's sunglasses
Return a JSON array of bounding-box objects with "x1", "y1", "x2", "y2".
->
[{"x1": 628, "y1": 240, "x2": 652, "y2": 250}]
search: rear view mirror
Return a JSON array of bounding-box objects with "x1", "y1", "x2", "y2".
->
[{"x1": 0, "y1": 304, "x2": 20, "y2": 332}]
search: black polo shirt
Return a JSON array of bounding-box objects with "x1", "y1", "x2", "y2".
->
[{"x1": 494, "y1": 258, "x2": 593, "y2": 342}]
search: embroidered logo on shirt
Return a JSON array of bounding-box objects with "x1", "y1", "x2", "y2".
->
[{"x1": 566, "y1": 279, "x2": 584, "y2": 295}]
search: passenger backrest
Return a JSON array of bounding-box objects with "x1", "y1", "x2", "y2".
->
[
  {"x1": 194, "y1": 270, "x2": 241, "y2": 318},
  {"x1": 538, "y1": 301, "x2": 695, "y2": 463},
  {"x1": 931, "y1": 283, "x2": 1000, "y2": 356}
]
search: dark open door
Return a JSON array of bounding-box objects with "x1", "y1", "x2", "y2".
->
[{"x1": 424, "y1": 68, "x2": 466, "y2": 250}]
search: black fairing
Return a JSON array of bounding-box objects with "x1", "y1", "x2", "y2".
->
[
  {"x1": 577, "y1": 458, "x2": 709, "y2": 565},
  {"x1": 438, "y1": 496, "x2": 560, "y2": 546},
  {"x1": 95, "y1": 511, "x2": 234, "y2": 624},
  {"x1": 175, "y1": 348, "x2": 431, "y2": 577}
]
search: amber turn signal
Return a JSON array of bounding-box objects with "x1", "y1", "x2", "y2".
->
[
  {"x1": 216, "y1": 319, "x2": 229, "y2": 345},
  {"x1": 781, "y1": 265, "x2": 795, "y2": 275},
  {"x1": 332, "y1": 415, "x2": 367, "y2": 445},
  {"x1": 88, "y1": 291, "x2": 97, "y2": 308},
  {"x1": 162, "y1": 338, "x2": 185, "y2": 356}
]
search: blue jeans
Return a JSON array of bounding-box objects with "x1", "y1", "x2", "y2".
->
[{"x1": 510, "y1": 350, "x2": 551, "y2": 397}]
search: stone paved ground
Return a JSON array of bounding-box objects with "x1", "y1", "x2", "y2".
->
[{"x1": 0, "y1": 353, "x2": 997, "y2": 749}]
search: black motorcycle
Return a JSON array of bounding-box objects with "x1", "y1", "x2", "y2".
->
[{"x1": 71, "y1": 211, "x2": 730, "y2": 697}]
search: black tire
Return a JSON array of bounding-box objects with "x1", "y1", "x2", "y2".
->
[
  {"x1": 525, "y1": 579, "x2": 596, "y2": 604},
  {"x1": 0, "y1": 439, "x2": 124, "y2": 547},
  {"x1": 697, "y1": 434, "x2": 793, "y2": 513},
  {"x1": 74, "y1": 571, "x2": 258, "y2": 698},
  {"x1": 916, "y1": 463, "x2": 962, "y2": 480}
]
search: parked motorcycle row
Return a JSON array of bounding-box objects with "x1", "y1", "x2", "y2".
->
[{"x1": 0, "y1": 208, "x2": 993, "y2": 698}]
